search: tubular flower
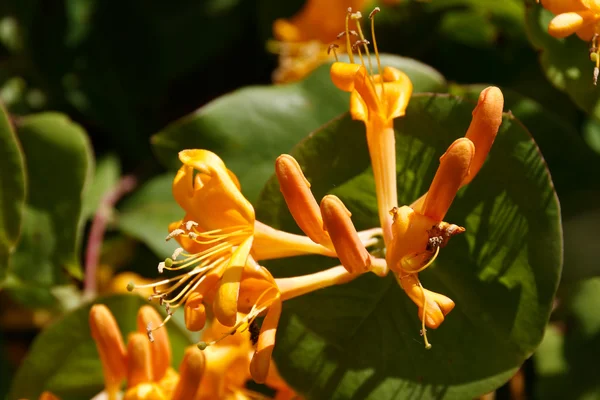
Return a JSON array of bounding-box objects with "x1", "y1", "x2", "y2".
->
[
  {"x1": 128, "y1": 149, "x2": 336, "y2": 330},
  {"x1": 386, "y1": 87, "x2": 504, "y2": 347},
  {"x1": 539, "y1": 0, "x2": 600, "y2": 83},
  {"x1": 330, "y1": 7, "x2": 413, "y2": 245}
]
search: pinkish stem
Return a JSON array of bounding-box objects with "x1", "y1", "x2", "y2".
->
[{"x1": 84, "y1": 175, "x2": 137, "y2": 296}]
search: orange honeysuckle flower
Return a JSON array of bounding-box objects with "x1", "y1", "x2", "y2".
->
[
  {"x1": 330, "y1": 7, "x2": 413, "y2": 245},
  {"x1": 128, "y1": 149, "x2": 336, "y2": 330},
  {"x1": 128, "y1": 149, "x2": 371, "y2": 383},
  {"x1": 385, "y1": 87, "x2": 504, "y2": 347},
  {"x1": 539, "y1": 0, "x2": 600, "y2": 83}
]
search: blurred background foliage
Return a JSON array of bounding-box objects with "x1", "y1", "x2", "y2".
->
[{"x1": 1, "y1": 0, "x2": 600, "y2": 398}]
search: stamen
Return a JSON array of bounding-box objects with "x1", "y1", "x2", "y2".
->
[
  {"x1": 351, "y1": 12, "x2": 375, "y2": 78},
  {"x1": 328, "y1": 44, "x2": 340, "y2": 62},
  {"x1": 353, "y1": 39, "x2": 366, "y2": 69},
  {"x1": 172, "y1": 247, "x2": 184, "y2": 260},
  {"x1": 416, "y1": 279, "x2": 432, "y2": 350},
  {"x1": 146, "y1": 322, "x2": 154, "y2": 342},
  {"x1": 369, "y1": 7, "x2": 385, "y2": 96},
  {"x1": 185, "y1": 220, "x2": 198, "y2": 231},
  {"x1": 345, "y1": 8, "x2": 355, "y2": 64},
  {"x1": 166, "y1": 229, "x2": 185, "y2": 241}
]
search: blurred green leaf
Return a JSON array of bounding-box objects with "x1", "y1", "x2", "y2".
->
[
  {"x1": 82, "y1": 154, "x2": 121, "y2": 219},
  {"x1": 525, "y1": 3, "x2": 600, "y2": 119},
  {"x1": 151, "y1": 54, "x2": 446, "y2": 203},
  {"x1": 257, "y1": 94, "x2": 562, "y2": 399},
  {"x1": 117, "y1": 174, "x2": 180, "y2": 260},
  {"x1": 4, "y1": 112, "x2": 93, "y2": 307},
  {"x1": 0, "y1": 102, "x2": 25, "y2": 281},
  {"x1": 8, "y1": 293, "x2": 193, "y2": 400},
  {"x1": 535, "y1": 278, "x2": 600, "y2": 399}
]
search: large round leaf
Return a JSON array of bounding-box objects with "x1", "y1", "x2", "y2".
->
[
  {"x1": 451, "y1": 84, "x2": 600, "y2": 282},
  {"x1": 0, "y1": 102, "x2": 25, "y2": 280},
  {"x1": 151, "y1": 54, "x2": 446, "y2": 203},
  {"x1": 8, "y1": 294, "x2": 193, "y2": 400},
  {"x1": 524, "y1": 2, "x2": 600, "y2": 118},
  {"x1": 256, "y1": 94, "x2": 562, "y2": 399}
]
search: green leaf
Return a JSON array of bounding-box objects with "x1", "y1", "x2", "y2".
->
[
  {"x1": 256, "y1": 94, "x2": 562, "y2": 399},
  {"x1": 117, "y1": 174, "x2": 180, "y2": 259},
  {"x1": 534, "y1": 278, "x2": 600, "y2": 399},
  {"x1": 151, "y1": 54, "x2": 446, "y2": 203},
  {"x1": 8, "y1": 293, "x2": 193, "y2": 400},
  {"x1": 4, "y1": 112, "x2": 93, "y2": 306},
  {"x1": 0, "y1": 102, "x2": 25, "y2": 281},
  {"x1": 82, "y1": 153, "x2": 121, "y2": 220},
  {"x1": 524, "y1": 3, "x2": 600, "y2": 118}
]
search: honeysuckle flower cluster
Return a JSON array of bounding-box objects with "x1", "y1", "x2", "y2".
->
[
  {"x1": 538, "y1": 0, "x2": 600, "y2": 83},
  {"x1": 87, "y1": 304, "x2": 298, "y2": 400},
  {"x1": 124, "y1": 6, "x2": 504, "y2": 393}
]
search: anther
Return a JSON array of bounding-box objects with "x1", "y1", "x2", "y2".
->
[
  {"x1": 158, "y1": 262, "x2": 166, "y2": 273},
  {"x1": 351, "y1": 11, "x2": 363, "y2": 20},
  {"x1": 352, "y1": 39, "x2": 370, "y2": 50},
  {"x1": 594, "y1": 67, "x2": 598, "y2": 86},
  {"x1": 146, "y1": 322, "x2": 155, "y2": 342},
  {"x1": 369, "y1": 7, "x2": 381, "y2": 19},
  {"x1": 171, "y1": 248, "x2": 184, "y2": 260},
  {"x1": 188, "y1": 232, "x2": 198, "y2": 240},
  {"x1": 337, "y1": 30, "x2": 358, "y2": 39},
  {"x1": 185, "y1": 221, "x2": 198, "y2": 231},
  {"x1": 166, "y1": 229, "x2": 185, "y2": 241}
]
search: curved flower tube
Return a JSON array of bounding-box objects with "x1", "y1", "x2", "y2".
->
[{"x1": 330, "y1": 9, "x2": 413, "y2": 245}]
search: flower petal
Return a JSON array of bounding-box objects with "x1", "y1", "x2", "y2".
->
[
  {"x1": 176, "y1": 149, "x2": 255, "y2": 230},
  {"x1": 250, "y1": 296, "x2": 282, "y2": 384},
  {"x1": 213, "y1": 236, "x2": 254, "y2": 326},
  {"x1": 381, "y1": 66, "x2": 413, "y2": 120},
  {"x1": 548, "y1": 11, "x2": 596, "y2": 38},
  {"x1": 184, "y1": 293, "x2": 207, "y2": 332}
]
